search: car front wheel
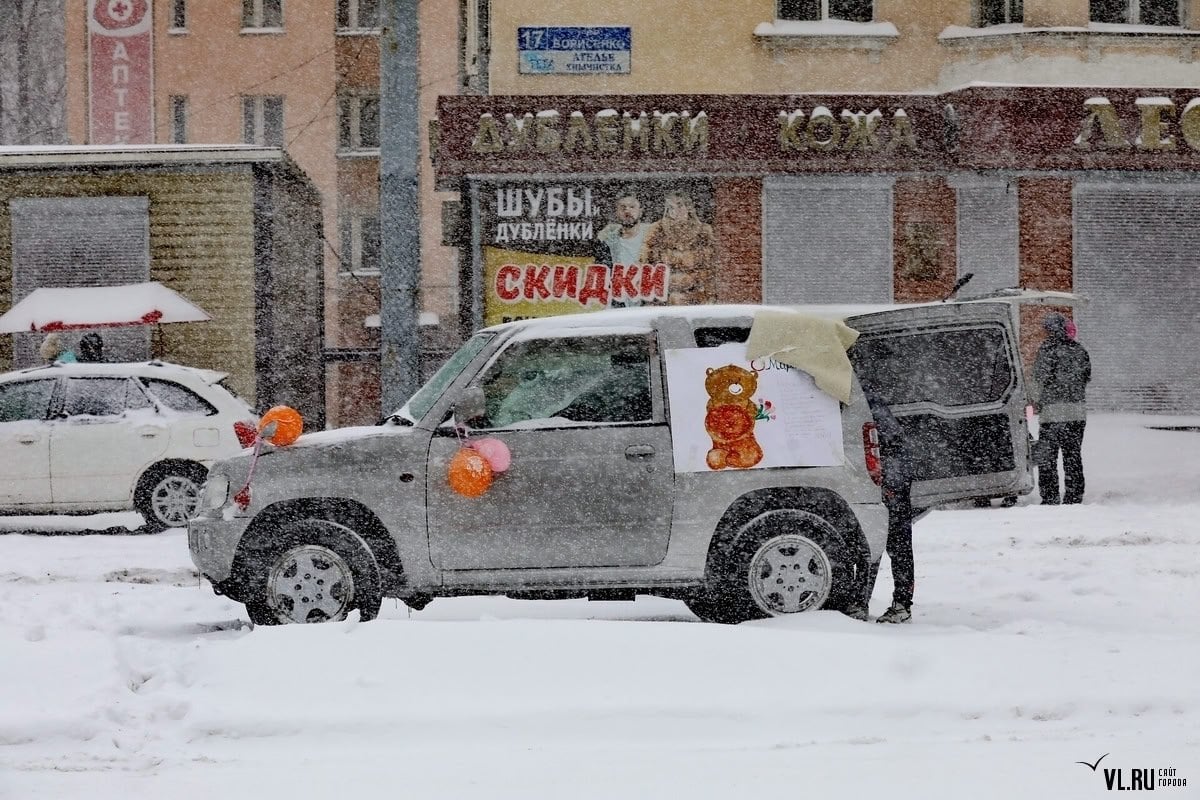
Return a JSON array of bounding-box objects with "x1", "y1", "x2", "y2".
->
[
  {"x1": 135, "y1": 464, "x2": 207, "y2": 533},
  {"x1": 245, "y1": 519, "x2": 382, "y2": 626}
]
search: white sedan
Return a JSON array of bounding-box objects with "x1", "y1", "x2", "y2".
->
[{"x1": 0, "y1": 361, "x2": 254, "y2": 531}]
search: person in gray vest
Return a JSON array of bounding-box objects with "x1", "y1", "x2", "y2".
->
[{"x1": 1032, "y1": 312, "x2": 1092, "y2": 505}]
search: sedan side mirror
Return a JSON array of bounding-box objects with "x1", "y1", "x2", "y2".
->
[{"x1": 454, "y1": 385, "x2": 486, "y2": 426}]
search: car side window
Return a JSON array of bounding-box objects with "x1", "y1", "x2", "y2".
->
[
  {"x1": 0, "y1": 380, "x2": 56, "y2": 422},
  {"x1": 140, "y1": 378, "x2": 217, "y2": 416},
  {"x1": 478, "y1": 334, "x2": 654, "y2": 429},
  {"x1": 61, "y1": 378, "x2": 130, "y2": 418}
]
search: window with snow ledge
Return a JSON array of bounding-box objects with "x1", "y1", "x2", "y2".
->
[
  {"x1": 756, "y1": 7, "x2": 899, "y2": 59},
  {"x1": 940, "y1": 13, "x2": 1200, "y2": 59},
  {"x1": 1091, "y1": 0, "x2": 1181, "y2": 26},
  {"x1": 980, "y1": 0, "x2": 1024, "y2": 26}
]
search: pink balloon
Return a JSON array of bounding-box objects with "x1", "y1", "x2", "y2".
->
[{"x1": 473, "y1": 437, "x2": 512, "y2": 473}]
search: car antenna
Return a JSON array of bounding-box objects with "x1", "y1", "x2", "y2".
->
[{"x1": 943, "y1": 272, "x2": 974, "y2": 302}]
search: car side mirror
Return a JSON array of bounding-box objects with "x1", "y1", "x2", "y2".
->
[{"x1": 454, "y1": 385, "x2": 486, "y2": 426}]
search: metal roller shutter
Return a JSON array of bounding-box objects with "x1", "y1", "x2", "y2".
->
[
  {"x1": 762, "y1": 176, "x2": 894, "y2": 304},
  {"x1": 10, "y1": 196, "x2": 151, "y2": 367},
  {"x1": 1073, "y1": 183, "x2": 1200, "y2": 413},
  {"x1": 956, "y1": 183, "x2": 1018, "y2": 295}
]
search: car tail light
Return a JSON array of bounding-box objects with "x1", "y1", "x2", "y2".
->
[
  {"x1": 233, "y1": 420, "x2": 258, "y2": 449},
  {"x1": 862, "y1": 422, "x2": 882, "y2": 486}
]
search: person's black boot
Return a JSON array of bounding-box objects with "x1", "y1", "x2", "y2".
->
[
  {"x1": 842, "y1": 603, "x2": 869, "y2": 621},
  {"x1": 876, "y1": 602, "x2": 912, "y2": 624}
]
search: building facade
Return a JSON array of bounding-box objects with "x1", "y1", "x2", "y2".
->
[
  {"x1": 0, "y1": 145, "x2": 326, "y2": 425},
  {"x1": 47, "y1": 1, "x2": 1200, "y2": 419},
  {"x1": 432, "y1": 0, "x2": 1200, "y2": 414},
  {"x1": 59, "y1": 0, "x2": 462, "y2": 426}
]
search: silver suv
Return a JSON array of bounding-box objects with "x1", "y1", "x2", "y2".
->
[{"x1": 189, "y1": 303, "x2": 1032, "y2": 624}]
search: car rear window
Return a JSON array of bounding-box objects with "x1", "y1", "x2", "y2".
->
[
  {"x1": 852, "y1": 326, "x2": 1013, "y2": 407},
  {"x1": 693, "y1": 326, "x2": 750, "y2": 347},
  {"x1": 140, "y1": 378, "x2": 217, "y2": 416}
]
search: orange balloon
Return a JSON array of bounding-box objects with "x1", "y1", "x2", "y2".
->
[
  {"x1": 448, "y1": 447, "x2": 493, "y2": 498},
  {"x1": 259, "y1": 405, "x2": 304, "y2": 446}
]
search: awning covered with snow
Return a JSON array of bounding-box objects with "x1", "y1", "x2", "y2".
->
[{"x1": 0, "y1": 282, "x2": 211, "y2": 334}]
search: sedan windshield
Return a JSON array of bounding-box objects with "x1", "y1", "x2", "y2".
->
[{"x1": 393, "y1": 333, "x2": 494, "y2": 424}]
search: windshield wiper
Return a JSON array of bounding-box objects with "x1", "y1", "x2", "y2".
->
[{"x1": 380, "y1": 413, "x2": 414, "y2": 427}]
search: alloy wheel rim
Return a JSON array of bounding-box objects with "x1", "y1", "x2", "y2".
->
[
  {"x1": 747, "y1": 533, "x2": 833, "y2": 615},
  {"x1": 267, "y1": 544, "x2": 355, "y2": 624},
  {"x1": 151, "y1": 476, "x2": 200, "y2": 527}
]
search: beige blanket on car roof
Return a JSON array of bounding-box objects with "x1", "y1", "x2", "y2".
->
[{"x1": 746, "y1": 310, "x2": 860, "y2": 404}]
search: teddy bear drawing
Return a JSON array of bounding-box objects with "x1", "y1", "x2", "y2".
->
[{"x1": 703, "y1": 364, "x2": 764, "y2": 470}]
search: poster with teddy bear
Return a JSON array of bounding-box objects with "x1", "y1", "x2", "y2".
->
[{"x1": 663, "y1": 342, "x2": 844, "y2": 473}]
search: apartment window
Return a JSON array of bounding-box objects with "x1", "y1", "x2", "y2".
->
[
  {"x1": 980, "y1": 0, "x2": 1023, "y2": 25},
  {"x1": 338, "y1": 95, "x2": 380, "y2": 151},
  {"x1": 337, "y1": 0, "x2": 380, "y2": 30},
  {"x1": 242, "y1": 96, "x2": 284, "y2": 146},
  {"x1": 778, "y1": 0, "x2": 872, "y2": 22},
  {"x1": 242, "y1": 0, "x2": 283, "y2": 29},
  {"x1": 1090, "y1": 0, "x2": 1180, "y2": 25},
  {"x1": 170, "y1": 0, "x2": 186, "y2": 29},
  {"x1": 341, "y1": 212, "x2": 381, "y2": 274},
  {"x1": 170, "y1": 96, "x2": 187, "y2": 143}
]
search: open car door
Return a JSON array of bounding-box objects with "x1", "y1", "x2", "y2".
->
[{"x1": 846, "y1": 301, "x2": 1033, "y2": 509}]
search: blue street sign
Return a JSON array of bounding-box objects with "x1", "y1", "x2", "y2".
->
[{"x1": 518, "y1": 26, "x2": 632, "y2": 75}]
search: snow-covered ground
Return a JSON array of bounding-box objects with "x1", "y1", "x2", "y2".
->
[{"x1": 2, "y1": 414, "x2": 1197, "y2": 798}]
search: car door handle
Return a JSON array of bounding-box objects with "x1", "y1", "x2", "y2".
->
[
  {"x1": 16, "y1": 434, "x2": 38, "y2": 445},
  {"x1": 625, "y1": 445, "x2": 656, "y2": 461},
  {"x1": 136, "y1": 427, "x2": 160, "y2": 439}
]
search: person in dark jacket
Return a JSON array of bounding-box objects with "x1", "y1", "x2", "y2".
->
[
  {"x1": 845, "y1": 359, "x2": 917, "y2": 624},
  {"x1": 78, "y1": 332, "x2": 104, "y2": 363},
  {"x1": 1033, "y1": 312, "x2": 1092, "y2": 505}
]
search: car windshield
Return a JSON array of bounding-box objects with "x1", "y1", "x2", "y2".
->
[{"x1": 394, "y1": 332, "x2": 494, "y2": 424}]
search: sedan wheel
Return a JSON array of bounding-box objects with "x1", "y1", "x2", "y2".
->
[
  {"x1": 149, "y1": 474, "x2": 202, "y2": 528},
  {"x1": 266, "y1": 543, "x2": 357, "y2": 624},
  {"x1": 746, "y1": 533, "x2": 833, "y2": 615}
]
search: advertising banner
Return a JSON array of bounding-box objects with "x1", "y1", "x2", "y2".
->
[
  {"x1": 481, "y1": 178, "x2": 718, "y2": 325},
  {"x1": 664, "y1": 342, "x2": 844, "y2": 473},
  {"x1": 88, "y1": 0, "x2": 154, "y2": 144}
]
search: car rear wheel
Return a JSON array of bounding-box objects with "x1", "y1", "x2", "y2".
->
[
  {"x1": 135, "y1": 463, "x2": 207, "y2": 533},
  {"x1": 687, "y1": 510, "x2": 855, "y2": 624},
  {"x1": 244, "y1": 519, "x2": 382, "y2": 626}
]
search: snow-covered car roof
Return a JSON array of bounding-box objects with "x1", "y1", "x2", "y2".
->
[
  {"x1": 479, "y1": 293, "x2": 1086, "y2": 337},
  {"x1": 0, "y1": 360, "x2": 229, "y2": 387},
  {"x1": 479, "y1": 302, "x2": 937, "y2": 336}
]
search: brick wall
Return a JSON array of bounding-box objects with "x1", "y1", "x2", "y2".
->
[
  {"x1": 1018, "y1": 177, "x2": 1075, "y2": 372},
  {"x1": 0, "y1": 169, "x2": 258, "y2": 401},
  {"x1": 892, "y1": 177, "x2": 956, "y2": 303},
  {"x1": 713, "y1": 178, "x2": 762, "y2": 305}
]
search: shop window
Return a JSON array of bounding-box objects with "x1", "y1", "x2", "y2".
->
[
  {"x1": 980, "y1": 0, "x2": 1023, "y2": 25},
  {"x1": 1090, "y1": 0, "x2": 1180, "y2": 25},
  {"x1": 341, "y1": 211, "x2": 381, "y2": 275},
  {"x1": 778, "y1": 0, "x2": 873, "y2": 22},
  {"x1": 170, "y1": 0, "x2": 186, "y2": 30},
  {"x1": 337, "y1": 0, "x2": 380, "y2": 30},
  {"x1": 338, "y1": 95, "x2": 380, "y2": 152},
  {"x1": 242, "y1": 96, "x2": 284, "y2": 147},
  {"x1": 242, "y1": 0, "x2": 283, "y2": 29},
  {"x1": 170, "y1": 96, "x2": 187, "y2": 144}
]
